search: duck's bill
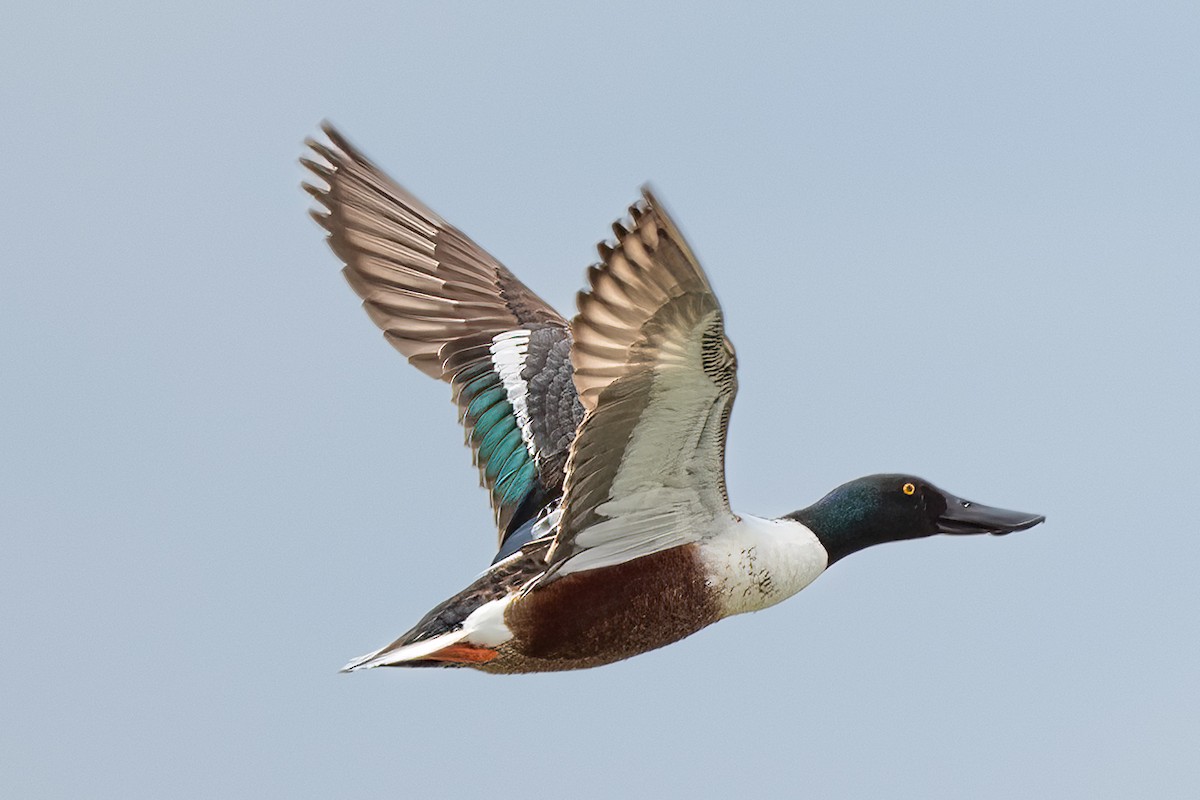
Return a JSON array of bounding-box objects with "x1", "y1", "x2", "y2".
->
[{"x1": 937, "y1": 494, "x2": 1045, "y2": 536}]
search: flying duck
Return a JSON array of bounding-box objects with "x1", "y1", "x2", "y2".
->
[{"x1": 302, "y1": 123, "x2": 1045, "y2": 674}]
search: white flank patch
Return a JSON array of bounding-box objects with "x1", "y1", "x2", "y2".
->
[
  {"x1": 489, "y1": 329, "x2": 537, "y2": 458},
  {"x1": 460, "y1": 596, "x2": 515, "y2": 647},
  {"x1": 699, "y1": 515, "x2": 829, "y2": 618},
  {"x1": 340, "y1": 596, "x2": 514, "y2": 672}
]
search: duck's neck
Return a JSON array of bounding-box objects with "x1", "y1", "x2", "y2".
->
[
  {"x1": 699, "y1": 514, "x2": 829, "y2": 618},
  {"x1": 785, "y1": 493, "x2": 913, "y2": 566}
]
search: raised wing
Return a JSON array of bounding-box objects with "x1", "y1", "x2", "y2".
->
[
  {"x1": 544, "y1": 189, "x2": 738, "y2": 576},
  {"x1": 302, "y1": 123, "x2": 584, "y2": 542}
]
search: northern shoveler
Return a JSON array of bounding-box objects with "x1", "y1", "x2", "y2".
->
[{"x1": 302, "y1": 123, "x2": 1045, "y2": 674}]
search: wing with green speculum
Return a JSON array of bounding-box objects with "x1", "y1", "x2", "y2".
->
[
  {"x1": 302, "y1": 122, "x2": 582, "y2": 545},
  {"x1": 443, "y1": 329, "x2": 552, "y2": 531}
]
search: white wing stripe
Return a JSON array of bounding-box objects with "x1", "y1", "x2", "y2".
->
[{"x1": 489, "y1": 329, "x2": 537, "y2": 458}]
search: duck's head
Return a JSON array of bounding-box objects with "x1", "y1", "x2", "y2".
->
[{"x1": 789, "y1": 474, "x2": 1045, "y2": 565}]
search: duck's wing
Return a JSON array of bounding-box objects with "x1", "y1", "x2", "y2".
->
[
  {"x1": 302, "y1": 123, "x2": 584, "y2": 544},
  {"x1": 543, "y1": 189, "x2": 738, "y2": 577}
]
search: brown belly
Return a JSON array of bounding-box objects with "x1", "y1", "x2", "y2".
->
[{"x1": 484, "y1": 544, "x2": 720, "y2": 674}]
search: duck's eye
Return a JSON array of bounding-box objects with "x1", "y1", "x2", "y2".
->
[{"x1": 902, "y1": 482, "x2": 916, "y2": 496}]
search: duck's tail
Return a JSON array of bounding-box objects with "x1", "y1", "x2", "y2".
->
[
  {"x1": 340, "y1": 629, "x2": 490, "y2": 671},
  {"x1": 340, "y1": 595, "x2": 513, "y2": 672}
]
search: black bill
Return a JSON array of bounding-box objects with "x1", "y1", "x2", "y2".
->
[{"x1": 937, "y1": 494, "x2": 1045, "y2": 536}]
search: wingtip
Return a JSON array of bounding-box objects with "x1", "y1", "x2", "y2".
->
[
  {"x1": 306, "y1": 119, "x2": 341, "y2": 147},
  {"x1": 639, "y1": 183, "x2": 661, "y2": 209},
  {"x1": 300, "y1": 181, "x2": 325, "y2": 200},
  {"x1": 316, "y1": 120, "x2": 368, "y2": 164},
  {"x1": 299, "y1": 156, "x2": 334, "y2": 182}
]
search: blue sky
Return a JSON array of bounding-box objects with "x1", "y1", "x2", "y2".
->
[{"x1": 3, "y1": 3, "x2": 1198, "y2": 797}]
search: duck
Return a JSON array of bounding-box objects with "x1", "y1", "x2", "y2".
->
[{"x1": 302, "y1": 122, "x2": 1045, "y2": 674}]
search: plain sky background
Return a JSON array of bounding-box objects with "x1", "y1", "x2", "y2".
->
[{"x1": 3, "y1": 3, "x2": 1198, "y2": 797}]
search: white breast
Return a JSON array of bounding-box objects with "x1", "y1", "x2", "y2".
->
[{"x1": 699, "y1": 514, "x2": 829, "y2": 618}]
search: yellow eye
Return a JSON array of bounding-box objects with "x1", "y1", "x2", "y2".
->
[{"x1": 902, "y1": 482, "x2": 916, "y2": 496}]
